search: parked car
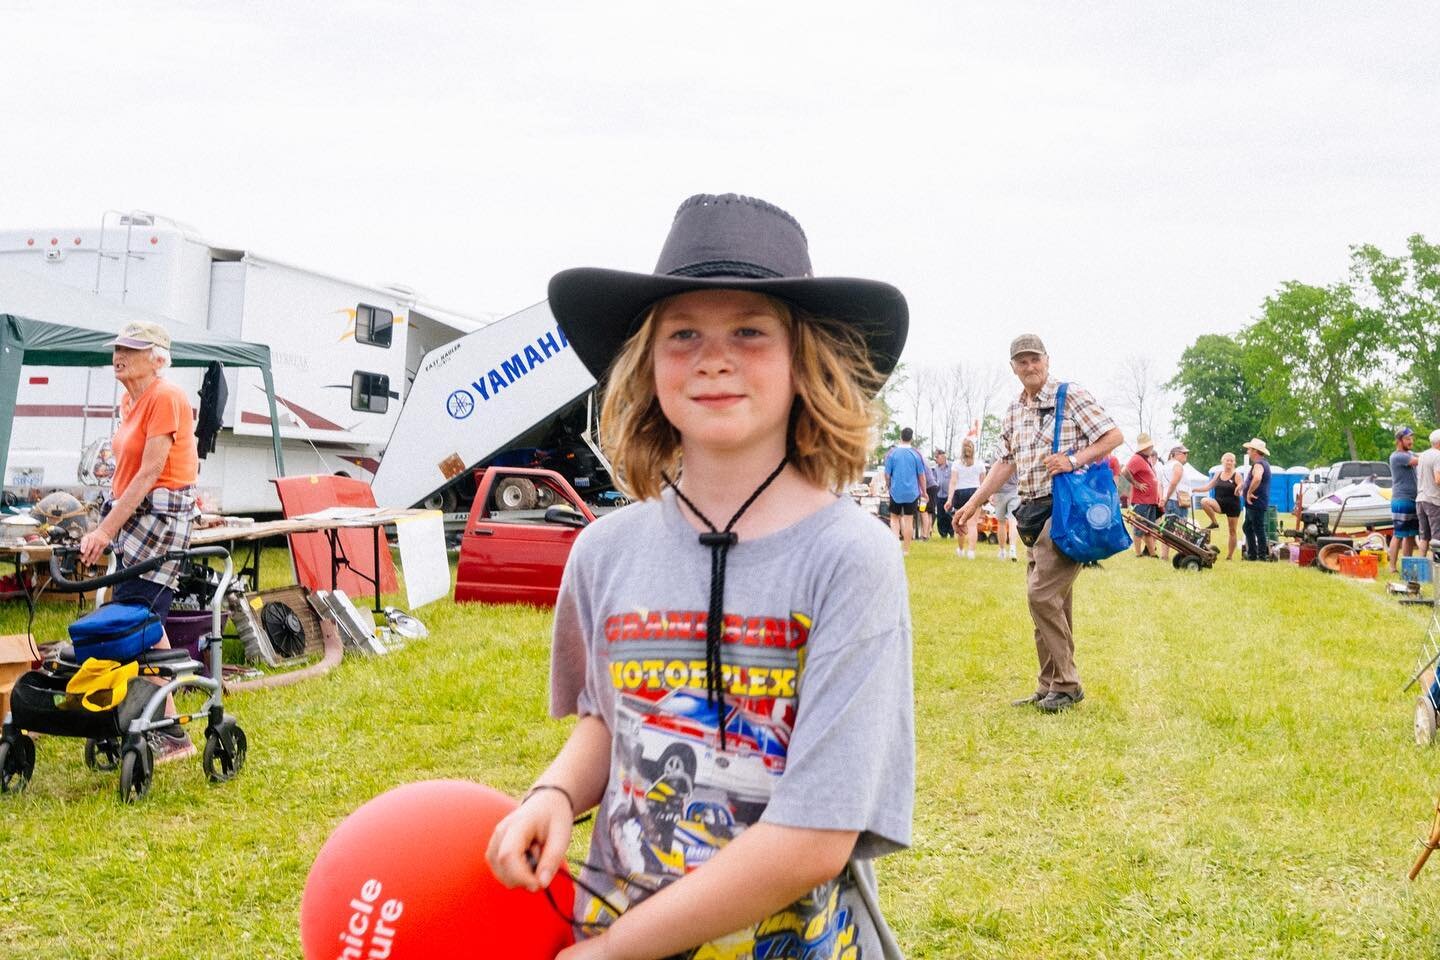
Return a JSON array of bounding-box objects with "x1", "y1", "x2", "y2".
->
[{"x1": 454, "y1": 467, "x2": 596, "y2": 606}]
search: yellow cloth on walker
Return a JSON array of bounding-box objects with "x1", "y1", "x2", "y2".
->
[{"x1": 64, "y1": 659, "x2": 140, "y2": 712}]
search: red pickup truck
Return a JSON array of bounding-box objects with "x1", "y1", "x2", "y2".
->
[{"x1": 454, "y1": 467, "x2": 597, "y2": 607}]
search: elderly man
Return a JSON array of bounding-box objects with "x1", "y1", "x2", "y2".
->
[{"x1": 956, "y1": 335, "x2": 1122, "y2": 712}]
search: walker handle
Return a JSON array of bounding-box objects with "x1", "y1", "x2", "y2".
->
[{"x1": 48, "y1": 545, "x2": 232, "y2": 592}]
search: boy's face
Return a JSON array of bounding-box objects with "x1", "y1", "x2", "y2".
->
[{"x1": 651, "y1": 288, "x2": 794, "y2": 458}]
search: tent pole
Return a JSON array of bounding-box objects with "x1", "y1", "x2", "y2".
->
[
  {"x1": 262, "y1": 365, "x2": 286, "y2": 475},
  {"x1": 0, "y1": 321, "x2": 25, "y2": 493}
]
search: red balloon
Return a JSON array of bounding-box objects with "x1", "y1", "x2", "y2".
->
[{"x1": 301, "y1": 780, "x2": 575, "y2": 960}]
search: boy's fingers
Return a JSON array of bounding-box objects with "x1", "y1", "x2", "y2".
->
[{"x1": 535, "y1": 813, "x2": 571, "y2": 887}]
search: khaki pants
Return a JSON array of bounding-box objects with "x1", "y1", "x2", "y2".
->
[{"x1": 1026, "y1": 519, "x2": 1083, "y2": 694}]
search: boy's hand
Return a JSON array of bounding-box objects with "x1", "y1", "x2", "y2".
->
[
  {"x1": 556, "y1": 936, "x2": 614, "y2": 959},
  {"x1": 485, "y1": 789, "x2": 574, "y2": 892}
]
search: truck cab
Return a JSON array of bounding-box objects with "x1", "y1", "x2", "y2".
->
[{"x1": 454, "y1": 467, "x2": 597, "y2": 607}]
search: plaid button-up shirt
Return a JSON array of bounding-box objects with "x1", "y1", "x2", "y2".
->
[{"x1": 997, "y1": 378, "x2": 1117, "y2": 500}]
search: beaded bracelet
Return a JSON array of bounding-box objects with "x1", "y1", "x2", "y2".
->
[{"x1": 522, "y1": 783, "x2": 575, "y2": 815}]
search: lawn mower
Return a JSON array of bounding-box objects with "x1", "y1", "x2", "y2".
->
[{"x1": 0, "y1": 545, "x2": 247, "y2": 802}]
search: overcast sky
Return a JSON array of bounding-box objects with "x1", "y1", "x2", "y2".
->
[{"x1": 8, "y1": 1, "x2": 1440, "y2": 445}]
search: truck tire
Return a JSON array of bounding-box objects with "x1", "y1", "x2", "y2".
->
[
  {"x1": 534, "y1": 485, "x2": 558, "y2": 509},
  {"x1": 495, "y1": 477, "x2": 537, "y2": 510},
  {"x1": 422, "y1": 486, "x2": 460, "y2": 514}
]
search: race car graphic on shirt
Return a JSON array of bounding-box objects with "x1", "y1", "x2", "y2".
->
[{"x1": 580, "y1": 607, "x2": 863, "y2": 959}]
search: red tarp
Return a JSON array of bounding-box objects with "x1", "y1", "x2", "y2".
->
[{"x1": 272, "y1": 475, "x2": 398, "y2": 598}]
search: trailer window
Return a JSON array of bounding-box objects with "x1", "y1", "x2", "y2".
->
[
  {"x1": 351, "y1": 372, "x2": 390, "y2": 414},
  {"x1": 356, "y1": 304, "x2": 394, "y2": 348}
]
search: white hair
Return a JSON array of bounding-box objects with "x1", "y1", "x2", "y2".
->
[
  {"x1": 151, "y1": 345, "x2": 171, "y2": 370},
  {"x1": 1431, "y1": 428, "x2": 1440, "y2": 446}
]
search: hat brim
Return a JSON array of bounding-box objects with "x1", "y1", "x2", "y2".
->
[
  {"x1": 548, "y1": 268, "x2": 909, "y2": 388},
  {"x1": 105, "y1": 336, "x2": 156, "y2": 349}
]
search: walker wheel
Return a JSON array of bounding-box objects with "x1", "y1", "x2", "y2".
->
[
  {"x1": 203, "y1": 723, "x2": 248, "y2": 783},
  {"x1": 118, "y1": 744, "x2": 152, "y2": 803},
  {"x1": 1416, "y1": 696, "x2": 1438, "y2": 746},
  {"x1": 0, "y1": 736, "x2": 35, "y2": 794},
  {"x1": 85, "y1": 738, "x2": 121, "y2": 772},
  {"x1": 1172, "y1": 555, "x2": 1183, "y2": 569},
  {"x1": 1180, "y1": 557, "x2": 1202, "y2": 572}
]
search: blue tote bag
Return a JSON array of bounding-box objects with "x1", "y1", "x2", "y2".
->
[{"x1": 1049, "y1": 383, "x2": 1132, "y2": 563}]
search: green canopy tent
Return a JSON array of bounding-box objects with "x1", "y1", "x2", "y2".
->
[{"x1": 0, "y1": 265, "x2": 286, "y2": 487}]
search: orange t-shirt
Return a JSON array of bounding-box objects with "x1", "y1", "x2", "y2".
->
[{"x1": 111, "y1": 378, "x2": 200, "y2": 499}]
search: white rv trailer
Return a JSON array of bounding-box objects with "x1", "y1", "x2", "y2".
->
[{"x1": 0, "y1": 212, "x2": 484, "y2": 513}]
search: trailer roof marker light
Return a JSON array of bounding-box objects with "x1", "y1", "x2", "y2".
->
[
  {"x1": 73, "y1": 237, "x2": 82, "y2": 245},
  {"x1": 50, "y1": 237, "x2": 58, "y2": 246},
  {"x1": 150, "y1": 236, "x2": 159, "y2": 245},
  {"x1": 26, "y1": 238, "x2": 34, "y2": 246}
]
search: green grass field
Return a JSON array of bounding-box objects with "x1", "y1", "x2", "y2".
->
[{"x1": 3, "y1": 540, "x2": 1440, "y2": 958}]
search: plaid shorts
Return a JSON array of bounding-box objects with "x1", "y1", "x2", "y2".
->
[{"x1": 103, "y1": 486, "x2": 199, "y2": 590}]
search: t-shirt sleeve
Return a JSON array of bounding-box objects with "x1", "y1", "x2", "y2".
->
[
  {"x1": 549, "y1": 534, "x2": 602, "y2": 719},
  {"x1": 145, "y1": 387, "x2": 185, "y2": 439},
  {"x1": 760, "y1": 539, "x2": 914, "y2": 859}
]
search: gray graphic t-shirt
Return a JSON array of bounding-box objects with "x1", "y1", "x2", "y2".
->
[{"x1": 551, "y1": 492, "x2": 914, "y2": 958}]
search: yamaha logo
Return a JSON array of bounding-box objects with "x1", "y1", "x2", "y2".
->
[{"x1": 446, "y1": 389, "x2": 474, "y2": 420}]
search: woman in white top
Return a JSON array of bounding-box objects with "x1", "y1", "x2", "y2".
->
[{"x1": 947, "y1": 439, "x2": 986, "y2": 559}]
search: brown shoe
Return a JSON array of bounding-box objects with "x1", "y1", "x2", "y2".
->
[{"x1": 1010, "y1": 692, "x2": 1045, "y2": 707}]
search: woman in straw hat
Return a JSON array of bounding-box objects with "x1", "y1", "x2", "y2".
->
[{"x1": 486, "y1": 194, "x2": 913, "y2": 958}]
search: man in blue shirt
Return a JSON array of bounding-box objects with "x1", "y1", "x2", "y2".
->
[{"x1": 884, "y1": 427, "x2": 928, "y2": 556}]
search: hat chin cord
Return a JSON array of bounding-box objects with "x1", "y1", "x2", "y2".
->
[{"x1": 662, "y1": 455, "x2": 789, "y2": 751}]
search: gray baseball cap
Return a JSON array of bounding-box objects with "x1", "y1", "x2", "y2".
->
[{"x1": 1009, "y1": 333, "x2": 1046, "y2": 358}]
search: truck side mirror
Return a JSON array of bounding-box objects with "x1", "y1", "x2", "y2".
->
[{"x1": 544, "y1": 505, "x2": 589, "y2": 528}]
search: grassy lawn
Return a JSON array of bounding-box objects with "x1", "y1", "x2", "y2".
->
[{"x1": 3, "y1": 540, "x2": 1440, "y2": 957}]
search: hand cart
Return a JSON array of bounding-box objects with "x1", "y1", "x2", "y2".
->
[{"x1": 1124, "y1": 509, "x2": 1219, "y2": 571}]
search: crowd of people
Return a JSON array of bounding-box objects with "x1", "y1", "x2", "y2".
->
[{"x1": 882, "y1": 420, "x2": 1440, "y2": 574}]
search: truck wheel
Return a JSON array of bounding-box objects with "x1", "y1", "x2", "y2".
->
[{"x1": 495, "y1": 478, "x2": 537, "y2": 510}]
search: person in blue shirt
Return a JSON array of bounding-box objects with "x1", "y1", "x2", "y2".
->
[{"x1": 884, "y1": 427, "x2": 928, "y2": 555}]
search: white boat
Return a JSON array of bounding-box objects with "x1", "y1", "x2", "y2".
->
[{"x1": 1303, "y1": 480, "x2": 1394, "y2": 529}]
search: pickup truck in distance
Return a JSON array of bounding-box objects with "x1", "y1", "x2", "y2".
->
[{"x1": 454, "y1": 467, "x2": 598, "y2": 607}]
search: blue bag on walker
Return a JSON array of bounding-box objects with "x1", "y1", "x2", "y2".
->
[
  {"x1": 1048, "y1": 383, "x2": 1132, "y2": 563},
  {"x1": 68, "y1": 602, "x2": 165, "y2": 663}
]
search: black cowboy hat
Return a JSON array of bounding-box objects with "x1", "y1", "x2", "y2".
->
[{"x1": 548, "y1": 194, "x2": 908, "y2": 388}]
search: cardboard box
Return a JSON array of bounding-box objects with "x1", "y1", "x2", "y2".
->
[{"x1": 0, "y1": 634, "x2": 41, "y2": 719}]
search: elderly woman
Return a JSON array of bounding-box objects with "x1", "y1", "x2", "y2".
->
[{"x1": 78, "y1": 320, "x2": 200, "y2": 762}]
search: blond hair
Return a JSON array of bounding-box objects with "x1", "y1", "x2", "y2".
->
[{"x1": 598, "y1": 296, "x2": 883, "y2": 501}]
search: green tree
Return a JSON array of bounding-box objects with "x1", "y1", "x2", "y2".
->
[
  {"x1": 1241, "y1": 281, "x2": 1391, "y2": 461},
  {"x1": 1167, "y1": 334, "x2": 1271, "y2": 467},
  {"x1": 1350, "y1": 233, "x2": 1440, "y2": 424}
]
